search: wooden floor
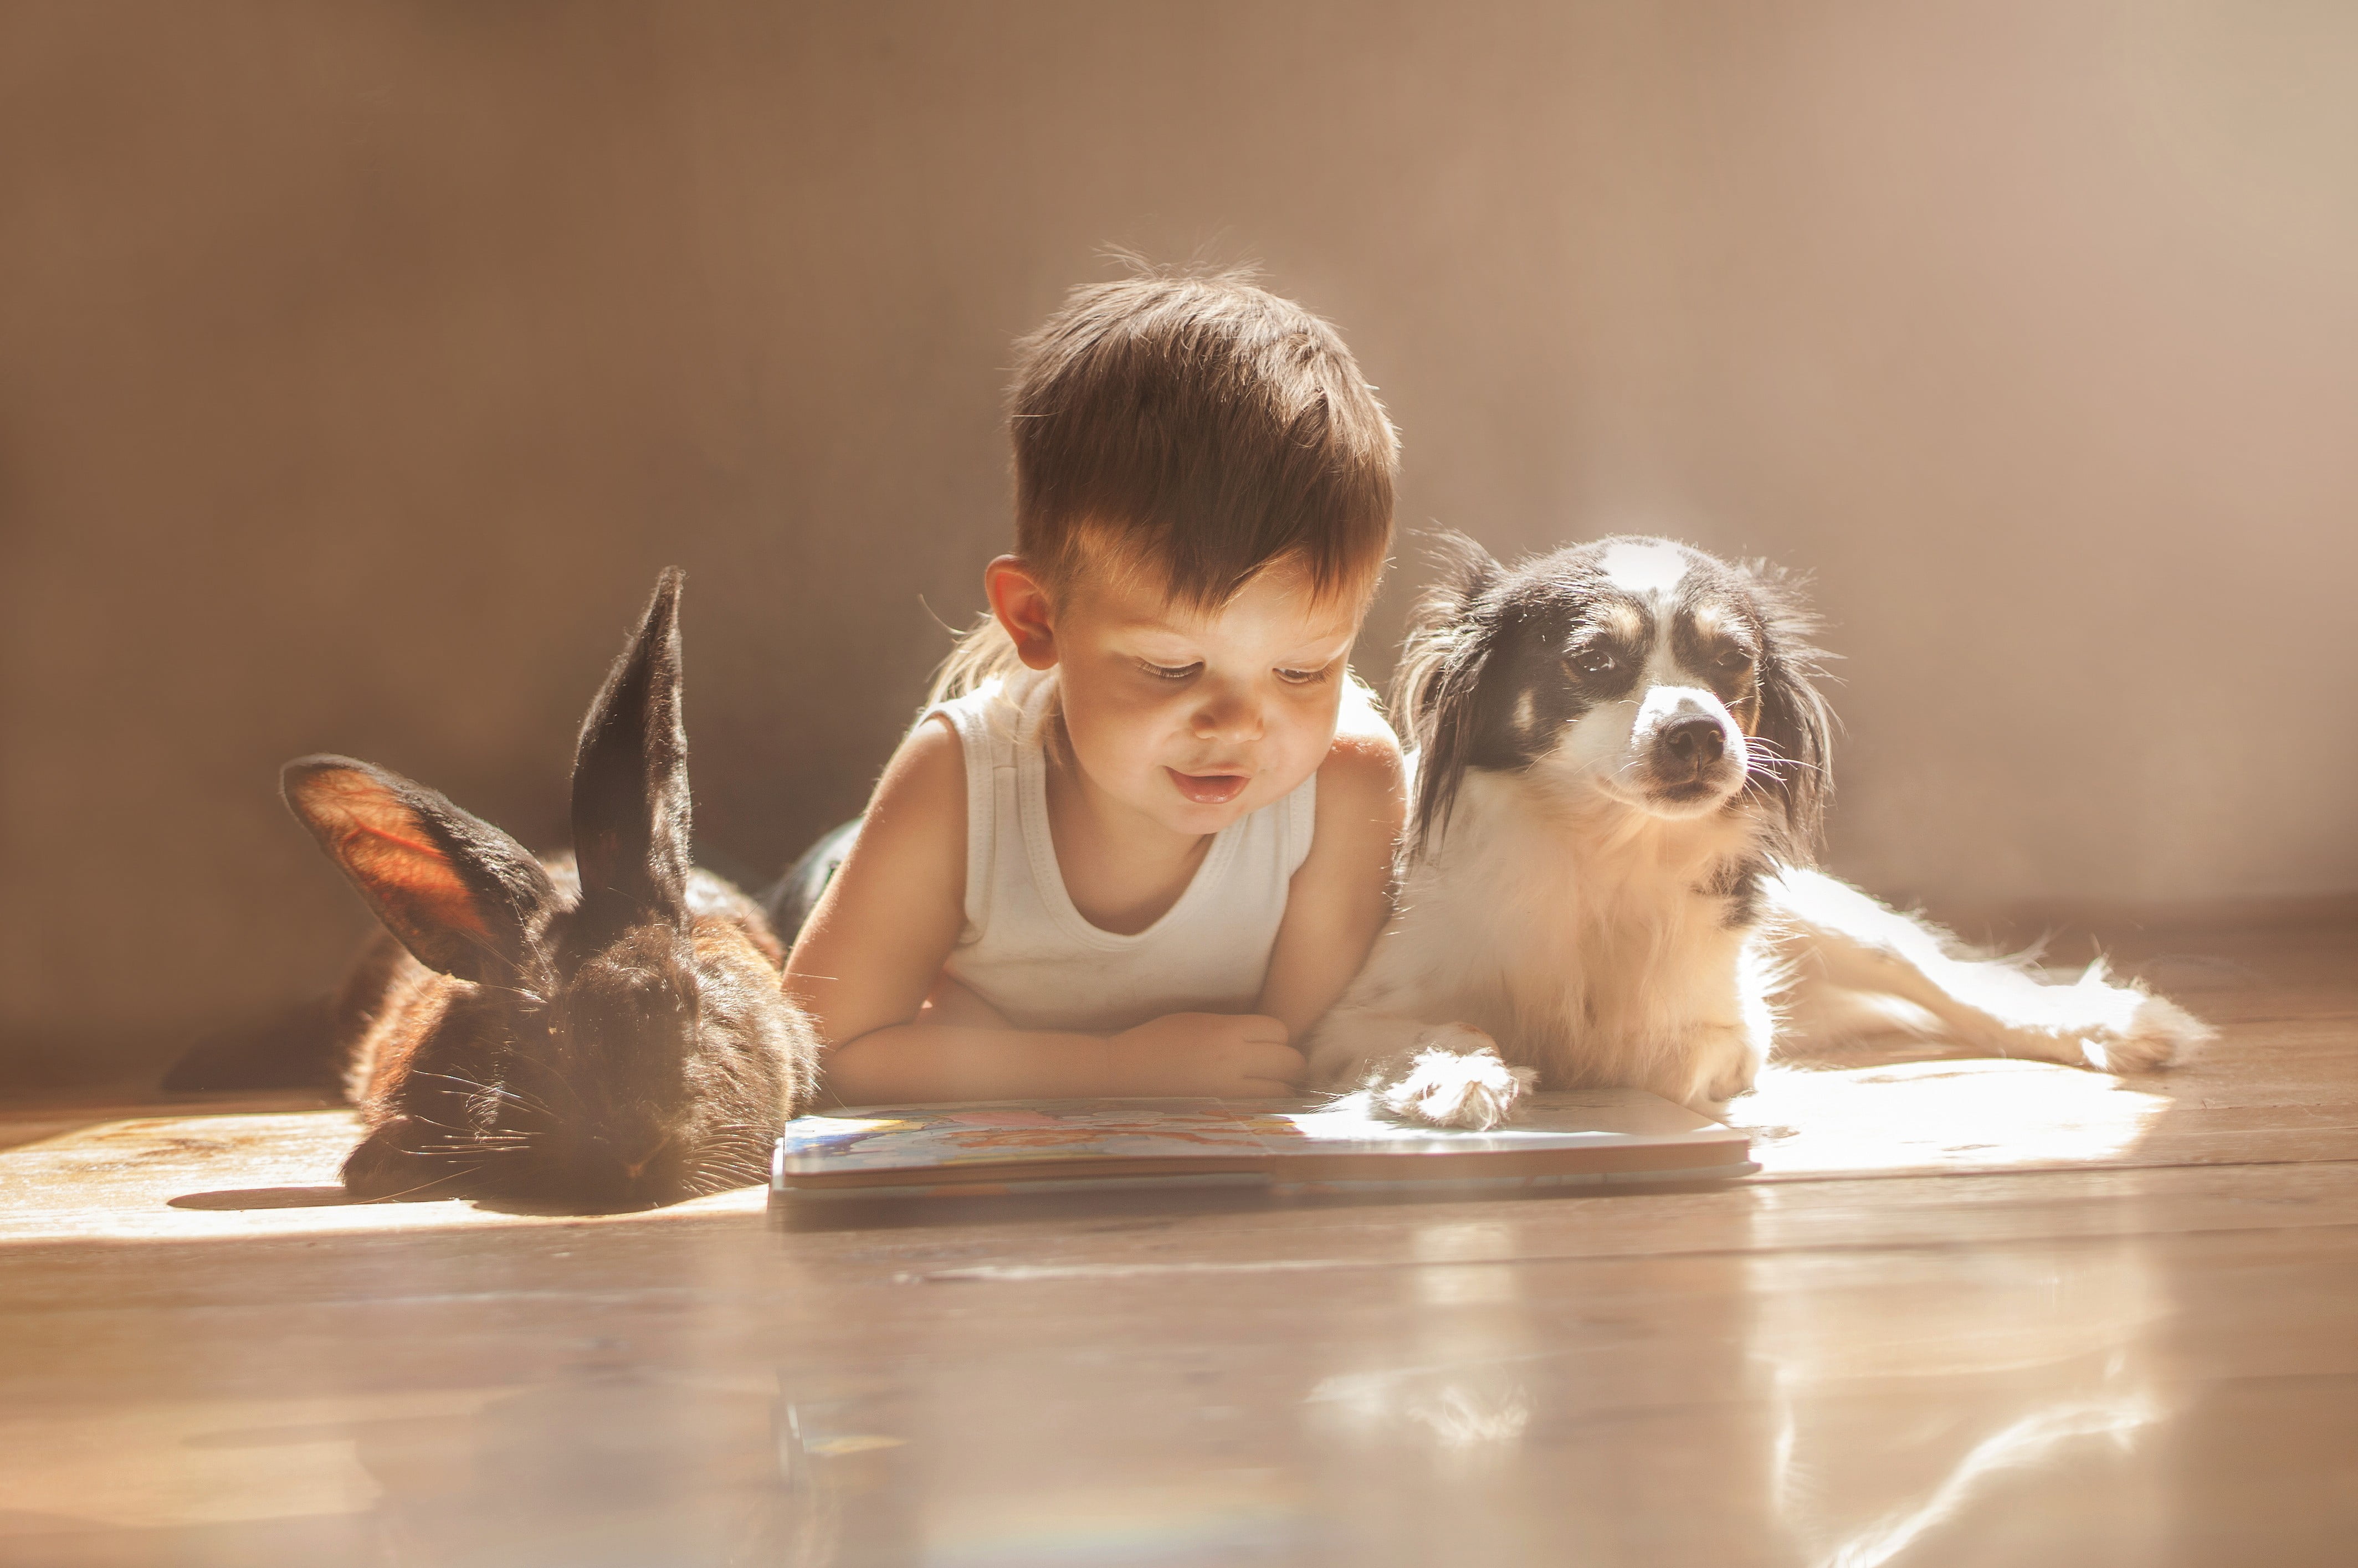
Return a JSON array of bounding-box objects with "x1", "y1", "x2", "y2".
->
[{"x1": 3, "y1": 916, "x2": 2353, "y2": 1567}]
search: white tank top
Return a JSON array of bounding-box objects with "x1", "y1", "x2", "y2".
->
[{"x1": 926, "y1": 671, "x2": 1315, "y2": 1033}]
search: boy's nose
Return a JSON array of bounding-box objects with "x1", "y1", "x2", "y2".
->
[{"x1": 1190, "y1": 682, "x2": 1264, "y2": 742}]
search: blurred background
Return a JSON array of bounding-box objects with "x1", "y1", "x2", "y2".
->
[{"x1": 5, "y1": 1, "x2": 2355, "y2": 1092}]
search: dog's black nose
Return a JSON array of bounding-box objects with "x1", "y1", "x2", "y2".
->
[{"x1": 1659, "y1": 716, "x2": 1726, "y2": 773}]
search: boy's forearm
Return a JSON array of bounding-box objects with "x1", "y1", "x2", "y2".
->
[{"x1": 822, "y1": 1024, "x2": 1115, "y2": 1106}]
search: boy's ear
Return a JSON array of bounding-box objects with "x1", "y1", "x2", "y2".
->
[{"x1": 984, "y1": 556, "x2": 1059, "y2": 671}]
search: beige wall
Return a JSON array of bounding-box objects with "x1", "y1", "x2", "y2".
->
[{"x1": 7, "y1": 2, "x2": 2356, "y2": 1086}]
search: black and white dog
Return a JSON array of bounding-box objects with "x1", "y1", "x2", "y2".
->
[{"x1": 1305, "y1": 534, "x2": 2210, "y2": 1128}]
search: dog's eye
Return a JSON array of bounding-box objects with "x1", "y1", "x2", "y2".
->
[
  {"x1": 1572, "y1": 649, "x2": 1618, "y2": 679},
  {"x1": 1714, "y1": 647, "x2": 1755, "y2": 674}
]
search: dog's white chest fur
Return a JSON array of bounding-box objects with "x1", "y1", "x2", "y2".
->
[{"x1": 1322, "y1": 770, "x2": 1775, "y2": 1108}]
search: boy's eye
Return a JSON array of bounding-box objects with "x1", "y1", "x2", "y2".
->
[
  {"x1": 1139, "y1": 660, "x2": 1201, "y2": 681},
  {"x1": 1276, "y1": 665, "x2": 1332, "y2": 686}
]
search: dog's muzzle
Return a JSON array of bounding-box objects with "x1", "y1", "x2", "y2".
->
[{"x1": 1638, "y1": 696, "x2": 1745, "y2": 803}]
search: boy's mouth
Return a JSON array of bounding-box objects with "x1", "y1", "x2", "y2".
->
[{"x1": 1167, "y1": 768, "x2": 1249, "y2": 805}]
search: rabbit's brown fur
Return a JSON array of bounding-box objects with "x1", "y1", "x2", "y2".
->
[{"x1": 286, "y1": 570, "x2": 819, "y2": 1210}]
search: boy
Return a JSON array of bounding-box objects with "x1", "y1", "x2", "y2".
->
[{"x1": 786, "y1": 267, "x2": 1403, "y2": 1103}]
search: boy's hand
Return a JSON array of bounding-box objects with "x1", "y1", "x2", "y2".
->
[{"x1": 1105, "y1": 1012, "x2": 1305, "y2": 1098}]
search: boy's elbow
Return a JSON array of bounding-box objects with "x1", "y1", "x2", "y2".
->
[{"x1": 813, "y1": 1028, "x2": 907, "y2": 1105}]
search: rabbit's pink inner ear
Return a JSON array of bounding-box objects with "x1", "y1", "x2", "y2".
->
[
  {"x1": 293, "y1": 770, "x2": 489, "y2": 941},
  {"x1": 332, "y1": 815, "x2": 490, "y2": 938}
]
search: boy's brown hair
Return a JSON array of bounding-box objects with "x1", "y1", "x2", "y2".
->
[{"x1": 936, "y1": 265, "x2": 1398, "y2": 699}]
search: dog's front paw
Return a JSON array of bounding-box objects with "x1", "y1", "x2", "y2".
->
[{"x1": 1371, "y1": 1025, "x2": 1536, "y2": 1130}]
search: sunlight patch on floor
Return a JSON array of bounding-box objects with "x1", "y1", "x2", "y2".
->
[
  {"x1": 0, "y1": 1055, "x2": 2191, "y2": 1246},
  {"x1": 1735, "y1": 1061, "x2": 2175, "y2": 1179},
  {"x1": 0, "y1": 1111, "x2": 763, "y2": 1245}
]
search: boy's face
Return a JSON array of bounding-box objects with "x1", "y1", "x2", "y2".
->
[{"x1": 996, "y1": 556, "x2": 1367, "y2": 839}]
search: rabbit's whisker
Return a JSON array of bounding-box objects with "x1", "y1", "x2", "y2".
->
[
  {"x1": 371, "y1": 1164, "x2": 484, "y2": 1202},
  {"x1": 505, "y1": 1057, "x2": 592, "y2": 1116},
  {"x1": 401, "y1": 1110, "x2": 481, "y2": 1137},
  {"x1": 412, "y1": 1070, "x2": 561, "y2": 1123}
]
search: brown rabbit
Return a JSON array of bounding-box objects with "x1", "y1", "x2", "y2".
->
[{"x1": 283, "y1": 569, "x2": 819, "y2": 1210}]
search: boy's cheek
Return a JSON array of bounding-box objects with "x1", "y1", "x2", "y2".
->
[
  {"x1": 1074, "y1": 701, "x2": 1182, "y2": 779},
  {"x1": 1288, "y1": 685, "x2": 1349, "y2": 746}
]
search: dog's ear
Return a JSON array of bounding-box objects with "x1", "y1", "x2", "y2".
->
[
  {"x1": 1740, "y1": 560, "x2": 1836, "y2": 862},
  {"x1": 1391, "y1": 532, "x2": 1500, "y2": 722},
  {"x1": 1396, "y1": 533, "x2": 1505, "y2": 857}
]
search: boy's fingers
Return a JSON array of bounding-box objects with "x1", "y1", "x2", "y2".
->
[{"x1": 1235, "y1": 1014, "x2": 1291, "y2": 1045}]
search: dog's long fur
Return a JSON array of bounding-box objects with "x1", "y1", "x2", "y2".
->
[{"x1": 1304, "y1": 534, "x2": 2212, "y2": 1129}]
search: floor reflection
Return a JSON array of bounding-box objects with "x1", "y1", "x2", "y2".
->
[
  {"x1": 1303, "y1": 1218, "x2": 1539, "y2": 1466},
  {"x1": 1286, "y1": 1210, "x2": 1786, "y2": 1565},
  {"x1": 2, "y1": 1166, "x2": 2234, "y2": 1567},
  {"x1": 340, "y1": 1371, "x2": 784, "y2": 1566},
  {"x1": 1747, "y1": 1190, "x2": 2171, "y2": 1567}
]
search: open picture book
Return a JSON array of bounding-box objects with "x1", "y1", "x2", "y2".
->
[{"x1": 770, "y1": 1089, "x2": 1755, "y2": 1199}]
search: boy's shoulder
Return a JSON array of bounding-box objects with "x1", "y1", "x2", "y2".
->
[
  {"x1": 1332, "y1": 671, "x2": 1403, "y2": 752},
  {"x1": 1319, "y1": 675, "x2": 1406, "y2": 805},
  {"x1": 878, "y1": 711, "x2": 969, "y2": 814}
]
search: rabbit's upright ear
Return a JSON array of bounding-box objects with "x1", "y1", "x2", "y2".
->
[
  {"x1": 571, "y1": 568, "x2": 691, "y2": 940},
  {"x1": 284, "y1": 757, "x2": 558, "y2": 984}
]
